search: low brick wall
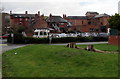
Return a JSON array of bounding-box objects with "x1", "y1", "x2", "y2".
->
[{"x1": 108, "y1": 35, "x2": 120, "y2": 45}]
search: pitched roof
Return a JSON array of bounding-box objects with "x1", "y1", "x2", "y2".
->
[
  {"x1": 94, "y1": 13, "x2": 110, "y2": 18},
  {"x1": 46, "y1": 16, "x2": 68, "y2": 23},
  {"x1": 67, "y1": 16, "x2": 88, "y2": 20},
  {"x1": 86, "y1": 12, "x2": 99, "y2": 14},
  {"x1": 10, "y1": 14, "x2": 35, "y2": 18}
]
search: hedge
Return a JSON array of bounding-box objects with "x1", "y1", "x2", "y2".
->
[{"x1": 7, "y1": 34, "x2": 108, "y2": 44}]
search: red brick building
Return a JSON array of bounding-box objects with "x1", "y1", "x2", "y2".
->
[
  {"x1": 8, "y1": 11, "x2": 110, "y2": 37},
  {"x1": 1, "y1": 13, "x2": 10, "y2": 35},
  {"x1": 46, "y1": 14, "x2": 71, "y2": 33},
  {"x1": 64, "y1": 12, "x2": 110, "y2": 33},
  {"x1": 10, "y1": 11, "x2": 48, "y2": 36}
]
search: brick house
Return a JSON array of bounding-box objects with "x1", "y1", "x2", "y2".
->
[
  {"x1": 8, "y1": 11, "x2": 110, "y2": 37},
  {"x1": 1, "y1": 13, "x2": 10, "y2": 35},
  {"x1": 46, "y1": 14, "x2": 71, "y2": 33},
  {"x1": 10, "y1": 11, "x2": 48, "y2": 36},
  {"x1": 64, "y1": 12, "x2": 110, "y2": 33}
]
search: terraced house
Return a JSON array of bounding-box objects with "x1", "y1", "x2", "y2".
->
[
  {"x1": 64, "y1": 12, "x2": 110, "y2": 33},
  {"x1": 2, "y1": 11, "x2": 110, "y2": 36}
]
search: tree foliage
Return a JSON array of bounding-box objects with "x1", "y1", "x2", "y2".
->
[{"x1": 108, "y1": 14, "x2": 120, "y2": 31}]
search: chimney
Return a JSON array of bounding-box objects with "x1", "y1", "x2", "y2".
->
[
  {"x1": 49, "y1": 13, "x2": 52, "y2": 22},
  {"x1": 10, "y1": 11, "x2": 12, "y2": 14},
  {"x1": 63, "y1": 14, "x2": 65, "y2": 18},
  {"x1": 64, "y1": 14, "x2": 67, "y2": 19},
  {"x1": 25, "y1": 11, "x2": 28, "y2": 14},
  {"x1": 38, "y1": 11, "x2": 40, "y2": 16}
]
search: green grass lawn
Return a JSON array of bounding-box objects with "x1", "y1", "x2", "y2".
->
[
  {"x1": 78, "y1": 44, "x2": 119, "y2": 52},
  {"x1": 2, "y1": 44, "x2": 119, "y2": 77}
]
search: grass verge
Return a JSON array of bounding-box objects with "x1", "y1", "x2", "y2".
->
[{"x1": 2, "y1": 44, "x2": 119, "y2": 77}]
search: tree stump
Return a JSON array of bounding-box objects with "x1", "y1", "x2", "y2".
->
[
  {"x1": 66, "y1": 42, "x2": 77, "y2": 48},
  {"x1": 84, "y1": 45, "x2": 95, "y2": 51}
]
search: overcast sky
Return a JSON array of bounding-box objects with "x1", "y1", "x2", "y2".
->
[{"x1": 1, "y1": 0, "x2": 120, "y2": 16}]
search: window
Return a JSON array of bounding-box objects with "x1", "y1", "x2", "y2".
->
[
  {"x1": 40, "y1": 32, "x2": 42, "y2": 35},
  {"x1": 90, "y1": 28, "x2": 93, "y2": 32},
  {"x1": 34, "y1": 32, "x2": 38, "y2": 35},
  {"x1": 44, "y1": 32, "x2": 47, "y2": 35},
  {"x1": 88, "y1": 21, "x2": 91, "y2": 25},
  {"x1": 82, "y1": 21, "x2": 84, "y2": 24}
]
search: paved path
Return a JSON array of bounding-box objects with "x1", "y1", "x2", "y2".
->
[
  {"x1": 1, "y1": 44, "x2": 29, "y2": 53},
  {"x1": 50, "y1": 41, "x2": 108, "y2": 45},
  {"x1": 0, "y1": 39, "x2": 29, "y2": 53}
]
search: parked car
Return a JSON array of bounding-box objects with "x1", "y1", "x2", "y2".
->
[
  {"x1": 0, "y1": 34, "x2": 9, "y2": 39},
  {"x1": 81, "y1": 32, "x2": 91, "y2": 37},
  {"x1": 98, "y1": 33, "x2": 109, "y2": 37},
  {"x1": 52, "y1": 33, "x2": 68, "y2": 38},
  {"x1": 90, "y1": 33, "x2": 99, "y2": 37},
  {"x1": 67, "y1": 33, "x2": 78, "y2": 37}
]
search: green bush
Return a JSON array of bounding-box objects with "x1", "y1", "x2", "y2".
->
[
  {"x1": 24, "y1": 37, "x2": 48, "y2": 44},
  {"x1": 7, "y1": 35, "x2": 108, "y2": 44},
  {"x1": 7, "y1": 33, "x2": 24, "y2": 44}
]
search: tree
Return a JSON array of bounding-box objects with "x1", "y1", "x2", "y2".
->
[{"x1": 108, "y1": 14, "x2": 120, "y2": 31}]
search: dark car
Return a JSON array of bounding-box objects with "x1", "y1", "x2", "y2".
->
[{"x1": 0, "y1": 34, "x2": 9, "y2": 39}]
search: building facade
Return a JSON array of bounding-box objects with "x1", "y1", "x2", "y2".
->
[
  {"x1": 2, "y1": 11, "x2": 110, "y2": 37},
  {"x1": 9, "y1": 11, "x2": 48, "y2": 36},
  {"x1": 64, "y1": 12, "x2": 110, "y2": 33}
]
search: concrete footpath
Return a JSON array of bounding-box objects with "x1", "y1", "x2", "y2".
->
[
  {"x1": 50, "y1": 42, "x2": 108, "y2": 45},
  {"x1": 0, "y1": 39, "x2": 108, "y2": 54},
  {"x1": 1, "y1": 44, "x2": 29, "y2": 53}
]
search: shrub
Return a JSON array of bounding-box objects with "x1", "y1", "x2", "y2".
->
[{"x1": 7, "y1": 35, "x2": 108, "y2": 44}]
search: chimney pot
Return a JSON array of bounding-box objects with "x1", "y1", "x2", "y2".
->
[
  {"x1": 25, "y1": 11, "x2": 28, "y2": 14},
  {"x1": 38, "y1": 11, "x2": 40, "y2": 16},
  {"x1": 10, "y1": 11, "x2": 12, "y2": 14}
]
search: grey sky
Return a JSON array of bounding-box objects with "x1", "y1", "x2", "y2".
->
[{"x1": 1, "y1": 0, "x2": 120, "y2": 16}]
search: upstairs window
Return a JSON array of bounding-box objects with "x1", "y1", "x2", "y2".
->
[
  {"x1": 88, "y1": 21, "x2": 91, "y2": 25},
  {"x1": 82, "y1": 21, "x2": 84, "y2": 24}
]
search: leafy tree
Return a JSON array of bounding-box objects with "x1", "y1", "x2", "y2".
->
[{"x1": 108, "y1": 14, "x2": 120, "y2": 31}]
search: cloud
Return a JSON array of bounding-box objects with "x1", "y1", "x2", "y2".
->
[{"x1": 1, "y1": 0, "x2": 120, "y2": 16}]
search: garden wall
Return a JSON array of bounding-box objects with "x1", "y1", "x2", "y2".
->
[{"x1": 108, "y1": 35, "x2": 120, "y2": 45}]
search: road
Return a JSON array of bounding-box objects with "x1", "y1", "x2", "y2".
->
[
  {"x1": 0, "y1": 39, "x2": 29, "y2": 53},
  {"x1": 50, "y1": 41, "x2": 108, "y2": 45}
]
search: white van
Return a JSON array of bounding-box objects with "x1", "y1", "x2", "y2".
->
[{"x1": 33, "y1": 29, "x2": 50, "y2": 38}]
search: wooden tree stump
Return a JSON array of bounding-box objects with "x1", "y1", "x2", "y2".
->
[
  {"x1": 66, "y1": 42, "x2": 77, "y2": 48},
  {"x1": 84, "y1": 45, "x2": 95, "y2": 51}
]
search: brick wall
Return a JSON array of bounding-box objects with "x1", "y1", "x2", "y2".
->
[{"x1": 108, "y1": 35, "x2": 120, "y2": 45}]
